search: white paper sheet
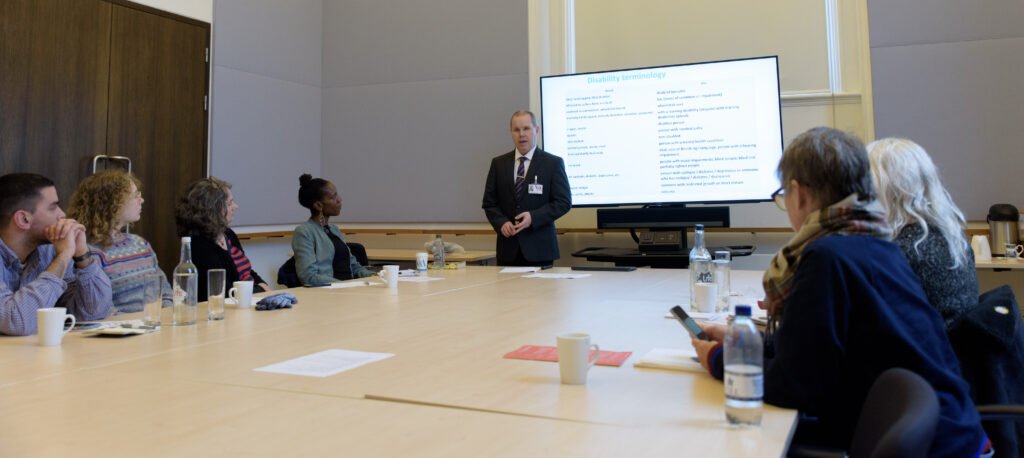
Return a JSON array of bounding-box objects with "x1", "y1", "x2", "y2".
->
[
  {"x1": 74, "y1": 319, "x2": 146, "y2": 331},
  {"x1": 522, "y1": 272, "x2": 591, "y2": 279},
  {"x1": 633, "y1": 348, "x2": 705, "y2": 373},
  {"x1": 500, "y1": 267, "x2": 541, "y2": 273},
  {"x1": 321, "y1": 281, "x2": 380, "y2": 289},
  {"x1": 253, "y1": 349, "x2": 394, "y2": 378},
  {"x1": 663, "y1": 311, "x2": 729, "y2": 323}
]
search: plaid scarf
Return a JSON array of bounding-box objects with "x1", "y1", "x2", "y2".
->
[{"x1": 762, "y1": 193, "x2": 892, "y2": 316}]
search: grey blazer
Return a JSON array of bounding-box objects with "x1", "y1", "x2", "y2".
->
[{"x1": 291, "y1": 219, "x2": 373, "y2": 286}]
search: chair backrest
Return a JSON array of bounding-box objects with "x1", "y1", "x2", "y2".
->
[
  {"x1": 848, "y1": 368, "x2": 940, "y2": 458},
  {"x1": 277, "y1": 257, "x2": 301, "y2": 288},
  {"x1": 347, "y1": 242, "x2": 368, "y2": 266},
  {"x1": 948, "y1": 285, "x2": 1024, "y2": 457}
]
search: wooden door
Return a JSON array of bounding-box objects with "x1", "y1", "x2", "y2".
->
[
  {"x1": 0, "y1": 0, "x2": 111, "y2": 203},
  {"x1": 106, "y1": 4, "x2": 209, "y2": 274}
]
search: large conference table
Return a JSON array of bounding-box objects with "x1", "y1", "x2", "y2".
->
[{"x1": 0, "y1": 267, "x2": 796, "y2": 457}]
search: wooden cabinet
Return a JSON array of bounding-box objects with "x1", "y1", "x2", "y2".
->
[{"x1": 0, "y1": 0, "x2": 210, "y2": 274}]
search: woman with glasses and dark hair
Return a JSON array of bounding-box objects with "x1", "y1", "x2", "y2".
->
[
  {"x1": 175, "y1": 177, "x2": 271, "y2": 301},
  {"x1": 291, "y1": 174, "x2": 373, "y2": 286},
  {"x1": 868, "y1": 138, "x2": 976, "y2": 329},
  {"x1": 693, "y1": 127, "x2": 986, "y2": 455},
  {"x1": 67, "y1": 169, "x2": 171, "y2": 314}
]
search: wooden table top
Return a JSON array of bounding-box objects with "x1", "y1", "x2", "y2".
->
[
  {"x1": 976, "y1": 257, "x2": 1024, "y2": 270},
  {"x1": 0, "y1": 267, "x2": 794, "y2": 457}
]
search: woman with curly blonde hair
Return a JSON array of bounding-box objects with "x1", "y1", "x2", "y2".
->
[
  {"x1": 68, "y1": 170, "x2": 172, "y2": 313},
  {"x1": 175, "y1": 177, "x2": 270, "y2": 301},
  {"x1": 868, "y1": 137, "x2": 977, "y2": 329}
]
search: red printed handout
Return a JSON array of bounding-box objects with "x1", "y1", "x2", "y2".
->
[{"x1": 503, "y1": 345, "x2": 632, "y2": 367}]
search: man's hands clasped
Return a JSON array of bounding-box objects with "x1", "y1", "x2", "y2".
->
[{"x1": 500, "y1": 212, "x2": 533, "y2": 238}]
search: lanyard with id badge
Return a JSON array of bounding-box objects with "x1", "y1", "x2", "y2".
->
[{"x1": 528, "y1": 175, "x2": 543, "y2": 195}]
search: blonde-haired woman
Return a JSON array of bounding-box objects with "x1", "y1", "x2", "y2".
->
[
  {"x1": 868, "y1": 138, "x2": 976, "y2": 328},
  {"x1": 68, "y1": 170, "x2": 171, "y2": 314}
]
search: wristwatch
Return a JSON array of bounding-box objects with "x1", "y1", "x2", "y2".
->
[{"x1": 73, "y1": 254, "x2": 91, "y2": 264}]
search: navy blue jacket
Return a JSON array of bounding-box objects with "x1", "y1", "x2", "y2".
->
[
  {"x1": 715, "y1": 235, "x2": 984, "y2": 456},
  {"x1": 481, "y1": 149, "x2": 571, "y2": 264}
]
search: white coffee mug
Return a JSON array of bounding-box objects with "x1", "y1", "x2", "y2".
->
[
  {"x1": 415, "y1": 252, "x2": 429, "y2": 272},
  {"x1": 228, "y1": 281, "x2": 254, "y2": 309},
  {"x1": 556, "y1": 333, "x2": 600, "y2": 385},
  {"x1": 37, "y1": 307, "x2": 75, "y2": 346},
  {"x1": 971, "y1": 235, "x2": 992, "y2": 261},
  {"x1": 378, "y1": 265, "x2": 399, "y2": 288},
  {"x1": 694, "y1": 282, "x2": 718, "y2": 313}
]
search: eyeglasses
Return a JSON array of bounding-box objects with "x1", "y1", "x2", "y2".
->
[{"x1": 771, "y1": 187, "x2": 786, "y2": 211}]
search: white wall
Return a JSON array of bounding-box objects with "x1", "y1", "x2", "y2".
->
[
  {"x1": 128, "y1": 0, "x2": 212, "y2": 22},
  {"x1": 868, "y1": 0, "x2": 1024, "y2": 220},
  {"x1": 210, "y1": 0, "x2": 324, "y2": 226}
]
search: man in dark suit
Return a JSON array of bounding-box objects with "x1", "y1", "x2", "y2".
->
[{"x1": 482, "y1": 110, "x2": 571, "y2": 266}]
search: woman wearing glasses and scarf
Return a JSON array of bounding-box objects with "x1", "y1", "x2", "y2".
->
[{"x1": 692, "y1": 127, "x2": 987, "y2": 456}]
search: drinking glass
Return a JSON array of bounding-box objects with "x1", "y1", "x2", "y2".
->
[
  {"x1": 207, "y1": 269, "x2": 226, "y2": 321},
  {"x1": 713, "y1": 251, "x2": 731, "y2": 312},
  {"x1": 143, "y1": 274, "x2": 164, "y2": 327}
]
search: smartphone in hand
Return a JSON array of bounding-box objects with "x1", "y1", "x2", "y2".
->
[{"x1": 670, "y1": 305, "x2": 709, "y2": 340}]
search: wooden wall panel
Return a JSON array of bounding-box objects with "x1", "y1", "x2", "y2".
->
[
  {"x1": 107, "y1": 4, "x2": 209, "y2": 274},
  {"x1": 0, "y1": 0, "x2": 111, "y2": 203}
]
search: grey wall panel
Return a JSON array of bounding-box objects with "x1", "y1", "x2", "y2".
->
[
  {"x1": 871, "y1": 37, "x2": 1024, "y2": 219},
  {"x1": 213, "y1": 0, "x2": 323, "y2": 87},
  {"x1": 211, "y1": 66, "x2": 322, "y2": 225},
  {"x1": 322, "y1": 0, "x2": 526, "y2": 88},
  {"x1": 321, "y1": 74, "x2": 528, "y2": 222},
  {"x1": 867, "y1": 0, "x2": 1024, "y2": 48}
]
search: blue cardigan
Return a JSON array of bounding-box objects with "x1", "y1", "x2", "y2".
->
[
  {"x1": 291, "y1": 220, "x2": 373, "y2": 286},
  {"x1": 712, "y1": 235, "x2": 984, "y2": 456}
]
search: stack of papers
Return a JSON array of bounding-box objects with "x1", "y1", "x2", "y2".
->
[{"x1": 633, "y1": 348, "x2": 705, "y2": 373}]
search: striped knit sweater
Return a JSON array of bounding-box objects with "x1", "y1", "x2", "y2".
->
[{"x1": 88, "y1": 233, "x2": 172, "y2": 314}]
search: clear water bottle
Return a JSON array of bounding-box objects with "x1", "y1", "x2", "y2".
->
[
  {"x1": 725, "y1": 305, "x2": 763, "y2": 426},
  {"x1": 688, "y1": 224, "x2": 713, "y2": 311},
  {"x1": 432, "y1": 234, "x2": 445, "y2": 269},
  {"x1": 172, "y1": 237, "x2": 198, "y2": 326}
]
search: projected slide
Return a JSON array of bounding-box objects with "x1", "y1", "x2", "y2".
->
[{"x1": 541, "y1": 57, "x2": 783, "y2": 206}]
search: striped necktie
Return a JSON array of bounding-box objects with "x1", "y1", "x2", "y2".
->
[{"x1": 514, "y1": 155, "x2": 526, "y2": 197}]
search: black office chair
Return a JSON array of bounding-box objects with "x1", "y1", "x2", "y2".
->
[
  {"x1": 847, "y1": 368, "x2": 940, "y2": 458},
  {"x1": 347, "y1": 242, "x2": 369, "y2": 266},
  {"x1": 948, "y1": 285, "x2": 1024, "y2": 457},
  {"x1": 277, "y1": 257, "x2": 301, "y2": 288},
  {"x1": 277, "y1": 243, "x2": 370, "y2": 288},
  {"x1": 788, "y1": 368, "x2": 940, "y2": 458}
]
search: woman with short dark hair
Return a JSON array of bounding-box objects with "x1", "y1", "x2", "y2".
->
[
  {"x1": 692, "y1": 127, "x2": 986, "y2": 455},
  {"x1": 175, "y1": 177, "x2": 270, "y2": 301},
  {"x1": 291, "y1": 174, "x2": 373, "y2": 286}
]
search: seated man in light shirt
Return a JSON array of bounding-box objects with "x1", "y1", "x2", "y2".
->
[{"x1": 0, "y1": 173, "x2": 112, "y2": 335}]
